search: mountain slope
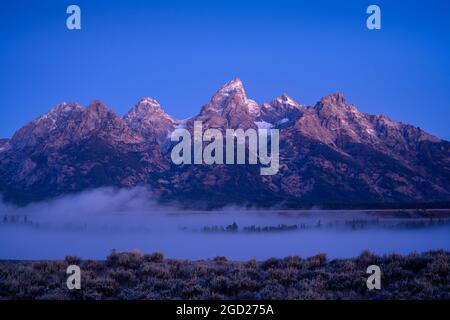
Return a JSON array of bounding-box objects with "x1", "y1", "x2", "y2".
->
[
  {"x1": 193, "y1": 78, "x2": 260, "y2": 130},
  {"x1": 0, "y1": 101, "x2": 166, "y2": 204},
  {"x1": 124, "y1": 97, "x2": 176, "y2": 145},
  {"x1": 1, "y1": 79, "x2": 449, "y2": 207}
]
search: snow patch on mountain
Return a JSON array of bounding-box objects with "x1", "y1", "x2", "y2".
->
[
  {"x1": 276, "y1": 118, "x2": 289, "y2": 125},
  {"x1": 254, "y1": 121, "x2": 274, "y2": 129}
]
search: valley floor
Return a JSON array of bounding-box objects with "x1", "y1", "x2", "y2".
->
[{"x1": 0, "y1": 250, "x2": 448, "y2": 300}]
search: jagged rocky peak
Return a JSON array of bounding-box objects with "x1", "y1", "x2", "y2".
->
[
  {"x1": 214, "y1": 78, "x2": 245, "y2": 99},
  {"x1": 48, "y1": 101, "x2": 84, "y2": 115},
  {"x1": 202, "y1": 78, "x2": 259, "y2": 115},
  {"x1": 318, "y1": 92, "x2": 347, "y2": 108},
  {"x1": 205, "y1": 78, "x2": 247, "y2": 111},
  {"x1": 315, "y1": 92, "x2": 355, "y2": 115},
  {"x1": 36, "y1": 102, "x2": 83, "y2": 124},
  {"x1": 124, "y1": 97, "x2": 175, "y2": 145},
  {"x1": 293, "y1": 92, "x2": 383, "y2": 147},
  {"x1": 273, "y1": 93, "x2": 300, "y2": 107},
  {"x1": 260, "y1": 93, "x2": 304, "y2": 126},
  {"x1": 9, "y1": 101, "x2": 86, "y2": 149},
  {"x1": 67, "y1": 99, "x2": 146, "y2": 146},
  {"x1": 196, "y1": 78, "x2": 260, "y2": 129},
  {"x1": 269, "y1": 93, "x2": 304, "y2": 113},
  {"x1": 1, "y1": 80, "x2": 450, "y2": 206},
  {"x1": 314, "y1": 92, "x2": 365, "y2": 124},
  {"x1": 85, "y1": 99, "x2": 111, "y2": 115},
  {"x1": 135, "y1": 97, "x2": 161, "y2": 112},
  {"x1": 125, "y1": 97, "x2": 174, "y2": 123},
  {"x1": 136, "y1": 97, "x2": 164, "y2": 111},
  {"x1": 79, "y1": 100, "x2": 122, "y2": 131}
]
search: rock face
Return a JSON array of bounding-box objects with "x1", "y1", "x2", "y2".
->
[
  {"x1": 0, "y1": 101, "x2": 166, "y2": 204},
  {"x1": 1, "y1": 78, "x2": 449, "y2": 207},
  {"x1": 194, "y1": 78, "x2": 260, "y2": 130},
  {"x1": 124, "y1": 97, "x2": 176, "y2": 145},
  {"x1": 260, "y1": 93, "x2": 305, "y2": 126}
]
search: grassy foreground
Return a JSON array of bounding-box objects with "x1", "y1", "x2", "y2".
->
[{"x1": 0, "y1": 250, "x2": 448, "y2": 300}]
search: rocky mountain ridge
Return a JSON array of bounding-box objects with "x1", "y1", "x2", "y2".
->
[{"x1": 1, "y1": 78, "x2": 449, "y2": 207}]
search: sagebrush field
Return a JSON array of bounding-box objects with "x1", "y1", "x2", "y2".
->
[{"x1": 0, "y1": 250, "x2": 448, "y2": 300}]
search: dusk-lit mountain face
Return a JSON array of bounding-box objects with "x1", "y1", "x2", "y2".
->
[{"x1": 0, "y1": 78, "x2": 449, "y2": 207}]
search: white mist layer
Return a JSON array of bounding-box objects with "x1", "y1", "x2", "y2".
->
[{"x1": 0, "y1": 188, "x2": 449, "y2": 260}]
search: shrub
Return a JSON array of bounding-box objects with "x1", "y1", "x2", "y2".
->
[
  {"x1": 64, "y1": 256, "x2": 81, "y2": 266},
  {"x1": 262, "y1": 257, "x2": 280, "y2": 270},
  {"x1": 244, "y1": 259, "x2": 257, "y2": 269},
  {"x1": 283, "y1": 256, "x2": 303, "y2": 268},
  {"x1": 357, "y1": 250, "x2": 377, "y2": 266},
  {"x1": 305, "y1": 253, "x2": 327, "y2": 269},
  {"x1": 110, "y1": 267, "x2": 137, "y2": 284},
  {"x1": 213, "y1": 256, "x2": 228, "y2": 264},
  {"x1": 106, "y1": 249, "x2": 119, "y2": 267},
  {"x1": 144, "y1": 252, "x2": 164, "y2": 263},
  {"x1": 1, "y1": 250, "x2": 449, "y2": 300}
]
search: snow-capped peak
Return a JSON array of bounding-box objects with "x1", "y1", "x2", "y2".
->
[
  {"x1": 275, "y1": 94, "x2": 299, "y2": 107},
  {"x1": 218, "y1": 78, "x2": 244, "y2": 94},
  {"x1": 125, "y1": 97, "x2": 173, "y2": 123},
  {"x1": 138, "y1": 97, "x2": 161, "y2": 107}
]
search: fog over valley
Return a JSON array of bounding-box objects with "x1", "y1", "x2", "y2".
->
[{"x1": 1, "y1": 188, "x2": 449, "y2": 260}]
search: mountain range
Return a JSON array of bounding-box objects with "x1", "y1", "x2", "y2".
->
[{"x1": 1, "y1": 78, "x2": 449, "y2": 208}]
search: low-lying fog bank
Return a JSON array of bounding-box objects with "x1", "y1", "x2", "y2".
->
[{"x1": 1, "y1": 188, "x2": 449, "y2": 260}]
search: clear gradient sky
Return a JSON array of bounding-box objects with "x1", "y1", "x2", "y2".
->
[{"x1": 1, "y1": 0, "x2": 449, "y2": 139}]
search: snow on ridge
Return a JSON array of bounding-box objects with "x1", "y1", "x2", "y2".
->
[
  {"x1": 276, "y1": 118, "x2": 289, "y2": 125},
  {"x1": 254, "y1": 121, "x2": 274, "y2": 129},
  {"x1": 220, "y1": 78, "x2": 243, "y2": 93},
  {"x1": 365, "y1": 128, "x2": 377, "y2": 136},
  {"x1": 247, "y1": 99, "x2": 260, "y2": 115}
]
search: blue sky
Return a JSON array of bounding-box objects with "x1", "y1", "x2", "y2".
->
[{"x1": 1, "y1": 0, "x2": 449, "y2": 139}]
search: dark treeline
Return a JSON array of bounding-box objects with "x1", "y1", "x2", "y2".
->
[{"x1": 198, "y1": 218, "x2": 450, "y2": 233}]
